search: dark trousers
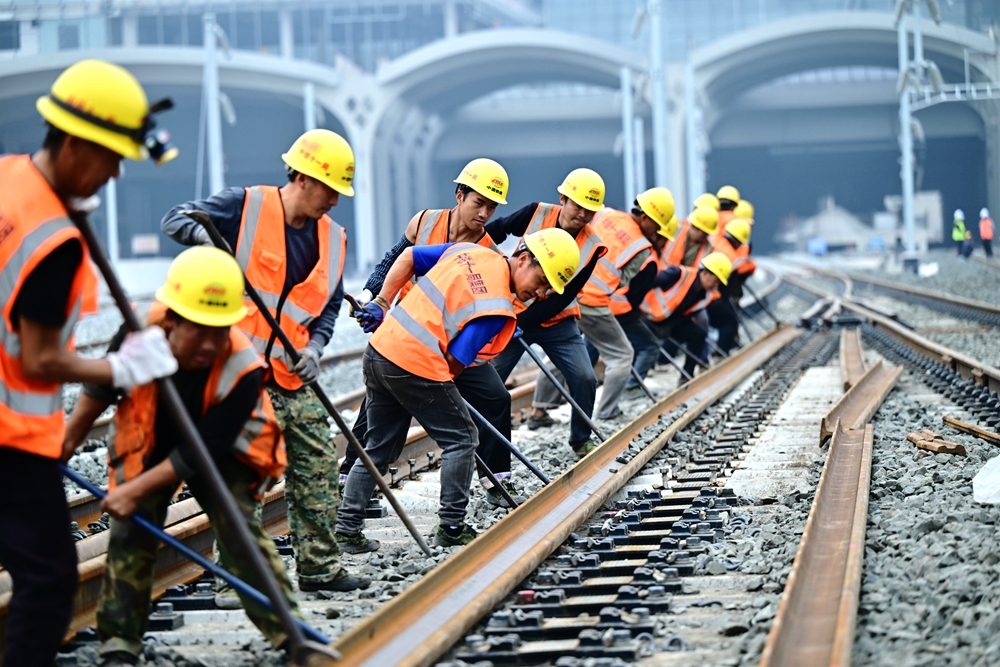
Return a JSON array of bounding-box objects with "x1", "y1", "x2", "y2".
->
[
  {"x1": 0, "y1": 448, "x2": 78, "y2": 667},
  {"x1": 984, "y1": 239, "x2": 993, "y2": 258},
  {"x1": 337, "y1": 347, "x2": 478, "y2": 534},
  {"x1": 345, "y1": 359, "x2": 511, "y2": 482},
  {"x1": 706, "y1": 298, "x2": 740, "y2": 353},
  {"x1": 491, "y1": 318, "x2": 597, "y2": 450},
  {"x1": 617, "y1": 313, "x2": 659, "y2": 390}
]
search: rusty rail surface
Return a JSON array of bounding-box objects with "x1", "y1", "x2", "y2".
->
[
  {"x1": 942, "y1": 416, "x2": 1000, "y2": 447},
  {"x1": 332, "y1": 326, "x2": 801, "y2": 667},
  {"x1": 839, "y1": 328, "x2": 866, "y2": 391},
  {"x1": 820, "y1": 360, "x2": 902, "y2": 443}
]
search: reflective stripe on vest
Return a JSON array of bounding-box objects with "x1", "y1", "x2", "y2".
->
[
  {"x1": 109, "y1": 301, "x2": 286, "y2": 490},
  {"x1": 371, "y1": 243, "x2": 517, "y2": 381},
  {"x1": 664, "y1": 219, "x2": 709, "y2": 268},
  {"x1": 578, "y1": 207, "x2": 651, "y2": 308},
  {"x1": 0, "y1": 154, "x2": 99, "y2": 459},
  {"x1": 643, "y1": 266, "x2": 715, "y2": 321},
  {"x1": 235, "y1": 186, "x2": 346, "y2": 391}
]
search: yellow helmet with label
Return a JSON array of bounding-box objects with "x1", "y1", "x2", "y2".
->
[
  {"x1": 282, "y1": 129, "x2": 356, "y2": 196},
  {"x1": 636, "y1": 187, "x2": 675, "y2": 227},
  {"x1": 455, "y1": 158, "x2": 509, "y2": 205},
  {"x1": 557, "y1": 168, "x2": 605, "y2": 212},
  {"x1": 524, "y1": 228, "x2": 581, "y2": 295},
  {"x1": 690, "y1": 206, "x2": 719, "y2": 235},
  {"x1": 700, "y1": 252, "x2": 732, "y2": 286},
  {"x1": 156, "y1": 247, "x2": 248, "y2": 327}
]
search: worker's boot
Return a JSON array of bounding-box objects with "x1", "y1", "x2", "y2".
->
[
  {"x1": 334, "y1": 531, "x2": 380, "y2": 554},
  {"x1": 435, "y1": 523, "x2": 478, "y2": 547},
  {"x1": 484, "y1": 480, "x2": 526, "y2": 508}
]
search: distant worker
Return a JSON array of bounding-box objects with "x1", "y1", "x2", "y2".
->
[
  {"x1": 63, "y1": 248, "x2": 313, "y2": 666},
  {"x1": 664, "y1": 204, "x2": 718, "y2": 268},
  {"x1": 707, "y1": 218, "x2": 755, "y2": 354},
  {"x1": 0, "y1": 60, "x2": 179, "y2": 667},
  {"x1": 485, "y1": 168, "x2": 609, "y2": 459},
  {"x1": 952, "y1": 209, "x2": 966, "y2": 255},
  {"x1": 980, "y1": 208, "x2": 994, "y2": 258},
  {"x1": 344, "y1": 159, "x2": 521, "y2": 511},
  {"x1": 716, "y1": 185, "x2": 740, "y2": 235},
  {"x1": 338, "y1": 230, "x2": 580, "y2": 547},
  {"x1": 161, "y1": 129, "x2": 368, "y2": 592}
]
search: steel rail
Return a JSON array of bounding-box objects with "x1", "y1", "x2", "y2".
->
[
  {"x1": 839, "y1": 328, "x2": 867, "y2": 391},
  {"x1": 331, "y1": 326, "x2": 801, "y2": 667},
  {"x1": 972, "y1": 255, "x2": 1000, "y2": 272}
]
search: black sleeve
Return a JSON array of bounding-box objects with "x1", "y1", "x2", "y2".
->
[
  {"x1": 82, "y1": 323, "x2": 128, "y2": 405},
  {"x1": 517, "y1": 246, "x2": 604, "y2": 328},
  {"x1": 364, "y1": 233, "x2": 414, "y2": 295},
  {"x1": 160, "y1": 186, "x2": 245, "y2": 251},
  {"x1": 626, "y1": 262, "x2": 657, "y2": 308},
  {"x1": 484, "y1": 203, "x2": 537, "y2": 246},
  {"x1": 654, "y1": 265, "x2": 683, "y2": 290},
  {"x1": 11, "y1": 239, "x2": 83, "y2": 328},
  {"x1": 169, "y1": 367, "x2": 266, "y2": 479},
  {"x1": 306, "y1": 276, "x2": 343, "y2": 350}
]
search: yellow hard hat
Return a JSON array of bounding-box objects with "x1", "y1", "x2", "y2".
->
[
  {"x1": 693, "y1": 193, "x2": 720, "y2": 211},
  {"x1": 658, "y1": 215, "x2": 678, "y2": 241},
  {"x1": 282, "y1": 129, "x2": 356, "y2": 196},
  {"x1": 636, "y1": 187, "x2": 675, "y2": 227},
  {"x1": 725, "y1": 218, "x2": 752, "y2": 245},
  {"x1": 557, "y1": 168, "x2": 605, "y2": 212},
  {"x1": 700, "y1": 252, "x2": 732, "y2": 286},
  {"x1": 690, "y1": 206, "x2": 719, "y2": 235},
  {"x1": 523, "y1": 228, "x2": 581, "y2": 295},
  {"x1": 156, "y1": 247, "x2": 249, "y2": 327},
  {"x1": 37, "y1": 60, "x2": 164, "y2": 161},
  {"x1": 454, "y1": 158, "x2": 509, "y2": 205},
  {"x1": 734, "y1": 199, "x2": 754, "y2": 222},
  {"x1": 716, "y1": 185, "x2": 741, "y2": 204}
]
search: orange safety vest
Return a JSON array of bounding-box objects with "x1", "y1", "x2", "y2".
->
[
  {"x1": 109, "y1": 302, "x2": 285, "y2": 492},
  {"x1": 397, "y1": 209, "x2": 500, "y2": 304},
  {"x1": 371, "y1": 243, "x2": 518, "y2": 382},
  {"x1": 578, "y1": 207, "x2": 651, "y2": 308},
  {"x1": 640, "y1": 266, "x2": 718, "y2": 323},
  {"x1": 710, "y1": 234, "x2": 757, "y2": 278},
  {"x1": 512, "y1": 202, "x2": 606, "y2": 325},
  {"x1": 0, "y1": 155, "x2": 100, "y2": 459},
  {"x1": 609, "y1": 253, "x2": 657, "y2": 317},
  {"x1": 234, "y1": 186, "x2": 346, "y2": 391},
  {"x1": 981, "y1": 217, "x2": 994, "y2": 241},
  {"x1": 717, "y1": 209, "x2": 735, "y2": 236},
  {"x1": 663, "y1": 219, "x2": 710, "y2": 268}
]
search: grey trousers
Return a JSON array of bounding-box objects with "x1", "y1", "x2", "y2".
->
[{"x1": 536, "y1": 309, "x2": 634, "y2": 419}]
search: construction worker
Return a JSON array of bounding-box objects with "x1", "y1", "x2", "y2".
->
[
  {"x1": 980, "y1": 208, "x2": 994, "y2": 258},
  {"x1": 706, "y1": 218, "x2": 755, "y2": 354},
  {"x1": 952, "y1": 209, "x2": 966, "y2": 255},
  {"x1": 62, "y1": 248, "x2": 326, "y2": 666},
  {"x1": 664, "y1": 204, "x2": 718, "y2": 268},
  {"x1": 734, "y1": 199, "x2": 754, "y2": 225},
  {"x1": 338, "y1": 230, "x2": 580, "y2": 547},
  {"x1": 716, "y1": 185, "x2": 740, "y2": 235},
  {"x1": 642, "y1": 252, "x2": 733, "y2": 380},
  {"x1": 161, "y1": 129, "x2": 364, "y2": 591},
  {"x1": 485, "y1": 168, "x2": 609, "y2": 459},
  {"x1": 343, "y1": 159, "x2": 523, "y2": 512},
  {"x1": 0, "y1": 60, "x2": 180, "y2": 667}
]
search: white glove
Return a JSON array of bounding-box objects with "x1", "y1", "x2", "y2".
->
[
  {"x1": 192, "y1": 226, "x2": 214, "y2": 246},
  {"x1": 108, "y1": 326, "x2": 178, "y2": 391},
  {"x1": 358, "y1": 289, "x2": 374, "y2": 304}
]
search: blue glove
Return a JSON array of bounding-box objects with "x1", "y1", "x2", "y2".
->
[
  {"x1": 358, "y1": 302, "x2": 385, "y2": 334},
  {"x1": 513, "y1": 326, "x2": 523, "y2": 340}
]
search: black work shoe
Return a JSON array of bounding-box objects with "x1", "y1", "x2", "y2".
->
[
  {"x1": 526, "y1": 412, "x2": 555, "y2": 430},
  {"x1": 484, "y1": 480, "x2": 527, "y2": 508},
  {"x1": 335, "y1": 531, "x2": 380, "y2": 554},
  {"x1": 572, "y1": 440, "x2": 600, "y2": 458},
  {"x1": 435, "y1": 524, "x2": 478, "y2": 547},
  {"x1": 99, "y1": 652, "x2": 138, "y2": 667},
  {"x1": 298, "y1": 573, "x2": 371, "y2": 592}
]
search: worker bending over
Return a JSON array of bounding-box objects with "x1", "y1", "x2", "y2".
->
[
  {"x1": 0, "y1": 60, "x2": 178, "y2": 667},
  {"x1": 715, "y1": 185, "x2": 740, "y2": 235},
  {"x1": 161, "y1": 130, "x2": 365, "y2": 591},
  {"x1": 339, "y1": 230, "x2": 580, "y2": 547},
  {"x1": 485, "y1": 168, "x2": 608, "y2": 458},
  {"x1": 63, "y1": 248, "x2": 315, "y2": 666},
  {"x1": 344, "y1": 159, "x2": 523, "y2": 511},
  {"x1": 706, "y1": 218, "x2": 755, "y2": 354},
  {"x1": 663, "y1": 203, "x2": 718, "y2": 268}
]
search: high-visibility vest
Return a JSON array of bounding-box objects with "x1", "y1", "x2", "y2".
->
[
  {"x1": 578, "y1": 207, "x2": 651, "y2": 308},
  {"x1": 609, "y1": 254, "x2": 657, "y2": 316},
  {"x1": 109, "y1": 302, "x2": 285, "y2": 492},
  {"x1": 397, "y1": 209, "x2": 499, "y2": 303},
  {"x1": 717, "y1": 210, "x2": 735, "y2": 236},
  {"x1": 371, "y1": 243, "x2": 517, "y2": 382},
  {"x1": 640, "y1": 266, "x2": 718, "y2": 323},
  {"x1": 0, "y1": 155, "x2": 100, "y2": 459},
  {"x1": 512, "y1": 202, "x2": 606, "y2": 325},
  {"x1": 952, "y1": 220, "x2": 967, "y2": 242},
  {"x1": 234, "y1": 186, "x2": 346, "y2": 391},
  {"x1": 710, "y1": 234, "x2": 757, "y2": 278},
  {"x1": 663, "y1": 219, "x2": 710, "y2": 268},
  {"x1": 981, "y1": 218, "x2": 994, "y2": 241}
]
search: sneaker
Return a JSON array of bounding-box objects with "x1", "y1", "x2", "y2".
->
[
  {"x1": 298, "y1": 572, "x2": 372, "y2": 592},
  {"x1": 434, "y1": 523, "x2": 478, "y2": 547},
  {"x1": 526, "y1": 412, "x2": 555, "y2": 430},
  {"x1": 484, "y1": 480, "x2": 527, "y2": 508},
  {"x1": 334, "y1": 531, "x2": 381, "y2": 554},
  {"x1": 572, "y1": 440, "x2": 600, "y2": 458},
  {"x1": 99, "y1": 652, "x2": 138, "y2": 667}
]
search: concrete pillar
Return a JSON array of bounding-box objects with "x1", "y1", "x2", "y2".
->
[
  {"x1": 392, "y1": 109, "x2": 424, "y2": 236},
  {"x1": 105, "y1": 178, "x2": 119, "y2": 265},
  {"x1": 347, "y1": 121, "x2": 378, "y2": 272},
  {"x1": 413, "y1": 115, "x2": 445, "y2": 214},
  {"x1": 303, "y1": 82, "x2": 316, "y2": 131},
  {"x1": 666, "y1": 63, "x2": 688, "y2": 212},
  {"x1": 983, "y1": 102, "x2": 1000, "y2": 225},
  {"x1": 620, "y1": 66, "x2": 636, "y2": 208},
  {"x1": 122, "y1": 14, "x2": 138, "y2": 47},
  {"x1": 279, "y1": 9, "x2": 294, "y2": 59},
  {"x1": 444, "y1": 1, "x2": 459, "y2": 39}
]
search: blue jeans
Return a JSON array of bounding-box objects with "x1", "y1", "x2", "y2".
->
[
  {"x1": 492, "y1": 318, "x2": 597, "y2": 449},
  {"x1": 336, "y1": 347, "x2": 477, "y2": 533},
  {"x1": 618, "y1": 314, "x2": 660, "y2": 388}
]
